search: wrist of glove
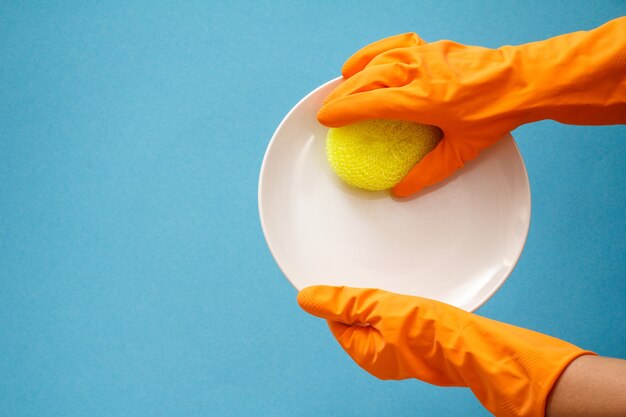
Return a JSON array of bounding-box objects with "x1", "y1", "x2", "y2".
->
[{"x1": 298, "y1": 286, "x2": 594, "y2": 417}]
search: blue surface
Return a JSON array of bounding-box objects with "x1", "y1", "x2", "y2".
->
[{"x1": 1, "y1": 1, "x2": 624, "y2": 416}]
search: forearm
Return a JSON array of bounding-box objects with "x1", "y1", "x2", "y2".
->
[
  {"x1": 504, "y1": 16, "x2": 626, "y2": 125},
  {"x1": 546, "y1": 355, "x2": 626, "y2": 417}
]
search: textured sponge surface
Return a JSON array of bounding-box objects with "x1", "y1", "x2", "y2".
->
[{"x1": 326, "y1": 119, "x2": 442, "y2": 191}]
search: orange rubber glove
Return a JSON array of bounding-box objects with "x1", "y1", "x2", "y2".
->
[
  {"x1": 318, "y1": 17, "x2": 626, "y2": 197},
  {"x1": 298, "y1": 286, "x2": 595, "y2": 417}
]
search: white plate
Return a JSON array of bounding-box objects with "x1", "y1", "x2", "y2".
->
[{"x1": 259, "y1": 78, "x2": 531, "y2": 312}]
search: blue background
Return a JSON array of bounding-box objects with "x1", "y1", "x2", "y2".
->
[{"x1": 1, "y1": 1, "x2": 624, "y2": 416}]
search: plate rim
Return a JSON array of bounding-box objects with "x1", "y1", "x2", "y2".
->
[{"x1": 258, "y1": 77, "x2": 532, "y2": 312}]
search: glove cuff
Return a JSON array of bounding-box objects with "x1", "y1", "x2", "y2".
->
[
  {"x1": 495, "y1": 346, "x2": 596, "y2": 417},
  {"x1": 508, "y1": 16, "x2": 626, "y2": 126}
]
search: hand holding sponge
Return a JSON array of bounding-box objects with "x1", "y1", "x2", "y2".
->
[{"x1": 321, "y1": 17, "x2": 626, "y2": 197}]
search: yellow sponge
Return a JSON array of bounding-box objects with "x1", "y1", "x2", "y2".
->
[{"x1": 326, "y1": 119, "x2": 442, "y2": 191}]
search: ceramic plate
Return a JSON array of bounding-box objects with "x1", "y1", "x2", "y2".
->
[{"x1": 258, "y1": 78, "x2": 531, "y2": 311}]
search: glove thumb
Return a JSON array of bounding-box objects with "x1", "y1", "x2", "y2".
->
[{"x1": 392, "y1": 133, "x2": 472, "y2": 197}]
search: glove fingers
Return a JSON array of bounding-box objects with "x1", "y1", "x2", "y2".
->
[
  {"x1": 327, "y1": 320, "x2": 385, "y2": 377},
  {"x1": 366, "y1": 46, "x2": 423, "y2": 68},
  {"x1": 328, "y1": 320, "x2": 380, "y2": 364},
  {"x1": 342, "y1": 33, "x2": 427, "y2": 78},
  {"x1": 318, "y1": 87, "x2": 438, "y2": 127},
  {"x1": 328, "y1": 320, "x2": 353, "y2": 342},
  {"x1": 297, "y1": 286, "x2": 384, "y2": 326},
  {"x1": 324, "y1": 62, "x2": 422, "y2": 105}
]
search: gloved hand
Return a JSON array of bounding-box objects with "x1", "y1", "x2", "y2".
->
[
  {"x1": 318, "y1": 17, "x2": 626, "y2": 197},
  {"x1": 298, "y1": 286, "x2": 594, "y2": 417}
]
